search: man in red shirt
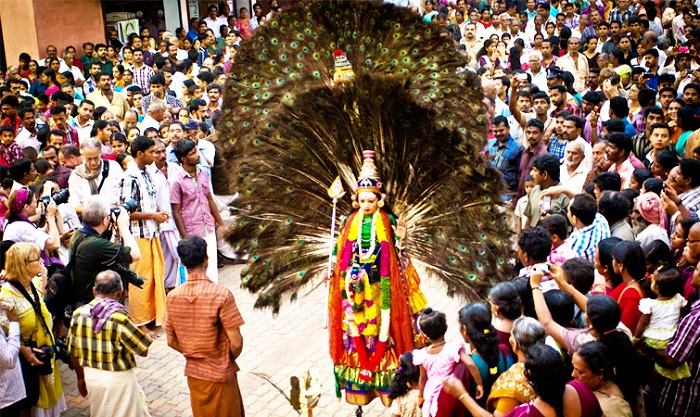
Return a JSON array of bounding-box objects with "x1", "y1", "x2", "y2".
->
[{"x1": 163, "y1": 236, "x2": 245, "y2": 417}]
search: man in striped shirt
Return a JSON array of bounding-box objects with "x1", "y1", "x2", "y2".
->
[
  {"x1": 67, "y1": 270, "x2": 153, "y2": 417},
  {"x1": 164, "y1": 236, "x2": 245, "y2": 417}
]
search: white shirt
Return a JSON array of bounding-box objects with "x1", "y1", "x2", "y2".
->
[
  {"x1": 556, "y1": 53, "x2": 589, "y2": 93},
  {"x1": 672, "y1": 14, "x2": 686, "y2": 43},
  {"x1": 15, "y1": 126, "x2": 41, "y2": 151},
  {"x1": 527, "y1": 69, "x2": 549, "y2": 92},
  {"x1": 38, "y1": 57, "x2": 70, "y2": 73},
  {"x1": 204, "y1": 16, "x2": 229, "y2": 37},
  {"x1": 68, "y1": 160, "x2": 124, "y2": 208},
  {"x1": 170, "y1": 71, "x2": 188, "y2": 101},
  {"x1": 636, "y1": 224, "x2": 670, "y2": 247},
  {"x1": 559, "y1": 161, "x2": 590, "y2": 194},
  {"x1": 0, "y1": 322, "x2": 25, "y2": 409},
  {"x1": 147, "y1": 162, "x2": 181, "y2": 232},
  {"x1": 3, "y1": 221, "x2": 50, "y2": 250},
  {"x1": 507, "y1": 32, "x2": 531, "y2": 49},
  {"x1": 70, "y1": 65, "x2": 85, "y2": 82},
  {"x1": 73, "y1": 117, "x2": 95, "y2": 144},
  {"x1": 197, "y1": 138, "x2": 216, "y2": 168},
  {"x1": 139, "y1": 115, "x2": 160, "y2": 133}
]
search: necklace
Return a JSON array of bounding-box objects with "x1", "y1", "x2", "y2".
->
[
  {"x1": 429, "y1": 341, "x2": 446, "y2": 350},
  {"x1": 358, "y1": 211, "x2": 378, "y2": 261}
]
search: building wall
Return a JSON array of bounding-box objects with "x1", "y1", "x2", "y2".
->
[
  {"x1": 0, "y1": 0, "x2": 105, "y2": 64},
  {"x1": 33, "y1": 0, "x2": 106, "y2": 56},
  {"x1": 0, "y1": 0, "x2": 40, "y2": 63}
]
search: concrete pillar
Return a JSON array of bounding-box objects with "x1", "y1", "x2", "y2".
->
[
  {"x1": 163, "y1": 0, "x2": 182, "y2": 33},
  {"x1": 0, "y1": 0, "x2": 41, "y2": 64},
  {"x1": 0, "y1": 0, "x2": 105, "y2": 63}
]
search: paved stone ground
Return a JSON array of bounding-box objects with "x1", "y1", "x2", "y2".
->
[{"x1": 60, "y1": 264, "x2": 469, "y2": 417}]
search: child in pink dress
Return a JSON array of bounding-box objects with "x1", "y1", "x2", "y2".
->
[{"x1": 413, "y1": 308, "x2": 484, "y2": 417}]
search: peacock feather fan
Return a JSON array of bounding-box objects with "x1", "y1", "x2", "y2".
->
[{"x1": 218, "y1": 0, "x2": 512, "y2": 313}]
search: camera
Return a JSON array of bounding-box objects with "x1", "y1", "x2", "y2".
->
[
  {"x1": 34, "y1": 345, "x2": 55, "y2": 375},
  {"x1": 110, "y1": 198, "x2": 138, "y2": 217},
  {"x1": 111, "y1": 261, "x2": 146, "y2": 289},
  {"x1": 38, "y1": 189, "x2": 70, "y2": 206}
]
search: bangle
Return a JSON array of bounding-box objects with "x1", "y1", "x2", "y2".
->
[
  {"x1": 458, "y1": 393, "x2": 468, "y2": 402},
  {"x1": 532, "y1": 286, "x2": 542, "y2": 291}
]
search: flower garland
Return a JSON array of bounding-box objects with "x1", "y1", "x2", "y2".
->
[{"x1": 341, "y1": 210, "x2": 392, "y2": 382}]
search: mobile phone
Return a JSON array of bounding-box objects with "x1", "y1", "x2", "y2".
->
[
  {"x1": 516, "y1": 73, "x2": 528, "y2": 81},
  {"x1": 533, "y1": 263, "x2": 549, "y2": 274},
  {"x1": 643, "y1": 72, "x2": 654, "y2": 79}
]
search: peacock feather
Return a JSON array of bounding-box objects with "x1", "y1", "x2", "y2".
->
[{"x1": 218, "y1": 0, "x2": 512, "y2": 313}]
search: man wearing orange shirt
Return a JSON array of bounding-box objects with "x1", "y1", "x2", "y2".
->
[{"x1": 163, "y1": 236, "x2": 245, "y2": 417}]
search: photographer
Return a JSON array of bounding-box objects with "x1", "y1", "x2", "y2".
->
[
  {"x1": 0, "y1": 242, "x2": 66, "y2": 415},
  {"x1": 3, "y1": 185, "x2": 64, "y2": 275},
  {"x1": 69, "y1": 195, "x2": 141, "y2": 306}
]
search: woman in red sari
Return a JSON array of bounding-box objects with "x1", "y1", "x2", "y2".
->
[{"x1": 236, "y1": 8, "x2": 253, "y2": 40}]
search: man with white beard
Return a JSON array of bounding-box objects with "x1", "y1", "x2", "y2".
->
[
  {"x1": 561, "y1": 115, "x2": 593, "y2": 171},
  {"x1": 559, "y1": 141, "x2": 590, "y2": 194}
]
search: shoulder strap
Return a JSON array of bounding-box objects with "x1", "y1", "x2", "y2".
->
[
  {"x1": 96, "y1": 160, "x2": 110, "y2": 193},
  {"x1": 617, "y1": 283, "x2": 644, "y2": 303},
  {"x1": 8, "y1": 281, "x2": 56, "y2": 346},
  {"x1": 66, "y1": 233, "x2": 92, "y2": 276}
]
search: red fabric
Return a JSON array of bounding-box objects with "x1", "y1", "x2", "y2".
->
[
  {"x1": 608, "y1": 282, "x2": 645, "y2": 331},
  {"x1": 0, "y1": 152, "x2": 9, "y2": 168},
  {"x1": 328, "y1": 210, "x2": 416, "y2": 363},
  {"x1": 1, "y1": 116, "x2": 21, "y2": 135},
  {"x1": 567, "y1": 380, "x2": 603, "y2": 417}
]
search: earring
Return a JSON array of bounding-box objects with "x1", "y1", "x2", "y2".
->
[{"x1": 377, "y1": 200, "x2": 385, "y2": 208}]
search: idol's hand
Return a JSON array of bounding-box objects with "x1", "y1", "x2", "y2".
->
[{"x1": 393, "y1": 217, "x2": 407, "y2": 242}]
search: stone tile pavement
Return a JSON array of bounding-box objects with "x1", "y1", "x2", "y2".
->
[{"x1": 60, "y1": 264, "x2": 470, "y2": 417}]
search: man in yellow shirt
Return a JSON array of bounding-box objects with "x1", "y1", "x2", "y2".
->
[{"x1": 86, "y1": 72, "x2": 130, "y2": 121}]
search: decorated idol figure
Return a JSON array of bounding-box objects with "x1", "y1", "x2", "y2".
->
[{"x1": 328, "y1": 150, "x2": 427, "y2": 407}]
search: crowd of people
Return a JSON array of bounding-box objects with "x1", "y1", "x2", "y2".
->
[
  {"x1": 0, "y1": 2, "x2": 271, "y2": 416},
  {"x1": 1, "y1": 0, "x2": 700, "y2": 417},
  {"x1": 380, "y1": 0, "x2": 700, "y2": 417}
]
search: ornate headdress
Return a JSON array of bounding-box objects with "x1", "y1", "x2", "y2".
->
[{"x1": 356, "y1": 150, "x2": 382, "y2": 195}]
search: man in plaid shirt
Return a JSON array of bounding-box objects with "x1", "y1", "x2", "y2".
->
[
  {"x1": 608, "y1": 0, "x2": 634, "y2": 23},
  {"x1": 119, "y1": 135, "x2": 169, "y2": 337},
  {"x1": 129, "y1": 49, "x2": 155, "y2": 95},
  {"x1": 67, "y1": 270, "x2": 153, "y2": 417},
  {"x1": 567, "y1": 193, "x2": 610, "y2": 262}
]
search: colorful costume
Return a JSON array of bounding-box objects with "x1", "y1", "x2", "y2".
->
[
  {"x1": 219, "y1": 1, "x2": 513, "y2": 410},
  {"x1": 329, "y1": 151, "x2": 426, "y2": 406}
]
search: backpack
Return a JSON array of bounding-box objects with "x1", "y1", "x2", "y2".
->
[{"x1": 44, "y1": 233, "x2": 91, "y2": 319}]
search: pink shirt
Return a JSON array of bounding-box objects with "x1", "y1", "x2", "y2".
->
[
  {"x1": 547, "y1": 239, "x2": 578, "y2": 264},
  {"x1": 608, "y1": 157, "x2": 635, "y2": 189},
  {"x1": 170, "y1": 167, "x2": 215, "y2": 237}
]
